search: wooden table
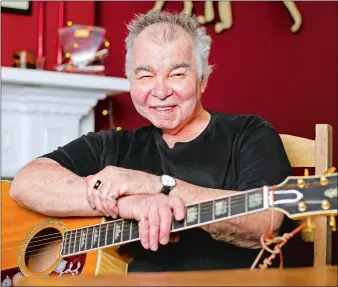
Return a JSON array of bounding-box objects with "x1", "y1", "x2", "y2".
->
[{"x1": 18, "y1": 266, "x2": 337, "y2": 286}]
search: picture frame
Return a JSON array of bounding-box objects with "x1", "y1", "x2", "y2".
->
[{"x1": 1, "y1": 1, "x2": 32, "y2": 16}]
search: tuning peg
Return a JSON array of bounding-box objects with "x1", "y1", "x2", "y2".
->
[
  {"x1": 320, "y1": 176, "x2": 328, "y2": 186},
  {"x1": 305, "y1": 217, "x2": 316, "y2": 233},
  {"x1": 301, "y1": 217, "x2": 315, "y2": 242},
  {"x1": 329, "y1": 216, "x2": 336, "y2": 232},
  {"x1": 321, "y1": 199, "x2": 331, "y2": 210},
  {"x1": 297, "y1": 179, "x2": 305, "y2": 188},
  {"x1": 304, "y1": 168, "x2": 309, "y2": 176},
  {"x1": 324, "y1": 167, "x2": 336, "y2": 175}
]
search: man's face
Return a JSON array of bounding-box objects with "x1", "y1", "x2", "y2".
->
[{"x1": 129, "y1": 24, "x2": 208, "y2": 133}]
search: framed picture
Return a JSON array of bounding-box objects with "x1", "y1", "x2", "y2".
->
[{"x1": 1, "y1": 1, "x2": 32, "y2": 16}]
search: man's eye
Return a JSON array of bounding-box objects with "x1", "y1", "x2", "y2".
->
[
  {"x1": 172, "y1": 73, "x2": 184, "y2": 77},
  {"x1": 139, "y1": 75, "x2": 152, "y2": 79}
]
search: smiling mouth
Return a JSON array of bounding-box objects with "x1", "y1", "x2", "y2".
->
[{"x1": 151, "y1": 105, "x2": 177, "y2": 112}]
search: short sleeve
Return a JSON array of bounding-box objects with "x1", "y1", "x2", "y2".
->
[
  {"x1": 39, "y1": 128, "x2": 131, "y2": 177},
  {"x1": 235, "y1": 116, "x2": 292, "y2": 191}
]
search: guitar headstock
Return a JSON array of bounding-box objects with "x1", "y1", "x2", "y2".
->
[{"x1": 271, "y1": 169, "x2": 337, "y2": 231}]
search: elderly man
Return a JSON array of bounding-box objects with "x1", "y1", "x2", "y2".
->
[{"x1": 10, "y1": 11, "x2": 292, "y2": 272}]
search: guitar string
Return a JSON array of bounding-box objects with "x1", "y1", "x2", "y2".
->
[
  {"x1": 6, "y1": 194, "x2": 256, "y2": 244},
  {"x1": 7, "y1": 197, "x2": 260, "y2": 255}
]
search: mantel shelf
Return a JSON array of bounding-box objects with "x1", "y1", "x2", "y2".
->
[{"x1": 1, "y1": 67, "x2": 130, "y2": 95}]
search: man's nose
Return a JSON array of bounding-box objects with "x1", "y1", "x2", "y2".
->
[{"x1": 151, "y1": 78, "x2": 173, "y2": 100}]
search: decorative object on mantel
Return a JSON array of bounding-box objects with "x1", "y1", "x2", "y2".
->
[
  {"x1": 13, "y1": 50, "x2": 36, "y2": 69},
  {"x1": 149, "y1": 1, "x2": 302, "y2": 34},
  {"x1": 55, "y1": 22, "x2": 110, "y2": 75}
]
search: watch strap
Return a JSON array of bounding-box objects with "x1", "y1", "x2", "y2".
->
[{"x1": 161, "y1": 185, "x2": 172, "y2": 195}]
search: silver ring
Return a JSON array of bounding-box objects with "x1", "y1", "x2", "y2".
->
[{"x1": 107, "y1": 192, "x2": 115, "y2": 199}]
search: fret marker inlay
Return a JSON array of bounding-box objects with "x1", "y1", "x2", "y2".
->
[
  {"x1": 93, "y1": 228, "x2": 99, "y2": 244},
  {"x1": 248, "y1": 193, "x2": 263, "y2": 209},
  {"x1": 80, "y1": 229, "x2": 86, "y2": 248},
  {"x1": 186, "y1": 206, "x2": 198, "y2": 223},
  {"x1": 115, "y1": 223, "x2": 121, "y2": 240},
  {"x1": 215, "y1": 200, "x2": 228, "y2": 216}
]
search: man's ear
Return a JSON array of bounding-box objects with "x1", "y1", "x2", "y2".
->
[{"x1": 200, "y1": 74, "x2": 210, "y2": 93}]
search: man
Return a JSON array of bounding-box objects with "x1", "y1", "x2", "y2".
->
[{"x1": 10, "y1": 11, "x2": 292, "y2": 272}]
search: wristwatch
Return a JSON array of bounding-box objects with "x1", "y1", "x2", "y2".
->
[{"x1": 160, "y1": 175, "x2": 176, "y2": 195}]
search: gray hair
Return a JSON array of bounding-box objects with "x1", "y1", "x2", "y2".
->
[{"x1": 124, "y1": 11, "x2": 213, "y2": 80}]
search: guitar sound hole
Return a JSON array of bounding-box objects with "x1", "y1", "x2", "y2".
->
[{"x1": 24, "y1": 227, "x2": 63, "y2": 273}]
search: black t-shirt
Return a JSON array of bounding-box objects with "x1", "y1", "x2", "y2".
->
[{"x1": 41, "y1": 111, "x2": 292, "y2": 272}]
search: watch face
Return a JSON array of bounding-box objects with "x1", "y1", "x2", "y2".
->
[{"x1": 161, "y1": 175, "x2": 176, "y2": 187}]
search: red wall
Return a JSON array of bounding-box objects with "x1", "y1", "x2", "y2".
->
[{"x1": 2, "y1": 1, "x2": 337, "y2": 164}]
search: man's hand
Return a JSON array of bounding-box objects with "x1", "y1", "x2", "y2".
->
[
  {"x1": 119, "y1": 193, "x2": 186, "y2": 251},
  {"x1": 85, "y1": 166, "x2": 160, "y2": 217}
]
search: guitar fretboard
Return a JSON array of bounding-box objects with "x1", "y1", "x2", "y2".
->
[{"x1": 61, "y1": 188, "x2": 265, "y2": 257}]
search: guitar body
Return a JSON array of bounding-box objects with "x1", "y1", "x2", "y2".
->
[{"x1": 1, "y1": 181, "x2": 129, "y2": 286}]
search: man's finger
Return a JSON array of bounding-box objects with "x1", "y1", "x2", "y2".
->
[
  {"x1": 138, "y1": 217, "x2": 149, "y2": 250},
  {"x1": 148, "y1": 203, "x2": 160, "y2": 251},
  {"x1": 169, "y1": 196, "x2": 186, "y2": 221},
  {"x1": 158, "y1": 206, "x2": 172, "y2": 245}
]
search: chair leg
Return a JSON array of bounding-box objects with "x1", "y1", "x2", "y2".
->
[{"x1": 313, "y1": 217, "x2": 332, "y2": 266}]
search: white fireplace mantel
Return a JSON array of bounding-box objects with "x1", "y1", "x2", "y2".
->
[{"x1": 1, "y1": 67, "x2": 130, "y2": 178}]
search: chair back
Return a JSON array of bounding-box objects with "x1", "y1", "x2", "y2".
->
[{"x1": 280, "y1": 124, "x2": 334, "y2": 266}]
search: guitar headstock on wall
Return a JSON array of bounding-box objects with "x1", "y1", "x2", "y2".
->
[{"x1": 272, "y1": 167, "x2": 337, "y2": 233}]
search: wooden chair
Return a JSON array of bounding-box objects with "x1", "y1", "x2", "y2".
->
[{"x1": 279, "y1": 124, "x2": 334, "y2": 267}]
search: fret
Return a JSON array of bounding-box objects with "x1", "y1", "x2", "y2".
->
[
  {"x1": 106, "y1": 222, "x2": 114, "y2": 246},
  {"x1": 92, "y1": 225, "x2": 100, "y2": 249},
  {"x1": 186, "y1": 204, "x2": 199, "y2": 226},
  {"x1": 214, "y1": 198, "x2": 229, "y2": 220},
  {"x1": 113, "y1": 220, "x2": 122, "y2": 244},
  {"x1": 86, "y1": 226, "x2": 94, "y2": 250},
  {"x1": 122, "y1": 220, "x2": 131, "y2": 242},
  {"x1": 131, "y1": 221, "x2": 139, "y2": 240},
  {"x1": 247, "y1": 190, "x2": 264, "y2": 211},
  {"x1": 74, "y1": 229, "x2": 81, "y2": 253},
  {"x1": 99, "y1": 224, "x2": 107, "y2": 248},
  {"x1": 230, "y1": 194, "x2": 246, "y2": 216},
  {"x1": 79, "y1": 228, "x2": 87, "y2": 252},
  {"x1": 200, "y1": 201, "x2": 213, "y2": 223}
]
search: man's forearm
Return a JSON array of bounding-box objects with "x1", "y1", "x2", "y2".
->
[
  {"x1": 169, "y1": 178, "x2": 284, "y2": 248},
  {"x1": 10, "y1": 158, "x2": 101, "y2": 217}
]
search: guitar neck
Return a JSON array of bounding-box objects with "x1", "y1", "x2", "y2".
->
[{"x1": 61, "y1": 187, "x2": 267, "y2": 257}]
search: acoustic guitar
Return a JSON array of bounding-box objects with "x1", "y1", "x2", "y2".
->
[{"x1": 1, "y1": 172, "x2": 337, "y2": 286}]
